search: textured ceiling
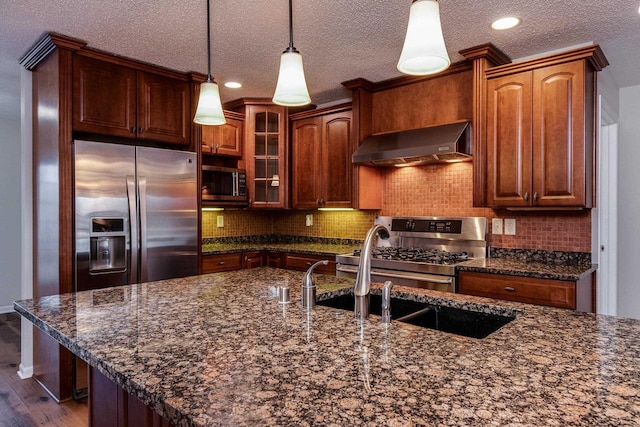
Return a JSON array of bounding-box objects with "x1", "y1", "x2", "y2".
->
[{"x1": 1, "y1": 0, "x2": 639, "y2": 121}]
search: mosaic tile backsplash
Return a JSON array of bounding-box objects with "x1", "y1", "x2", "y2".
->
[{"x1": 203, "y1": 162, "x2": 592, "y2": 253}]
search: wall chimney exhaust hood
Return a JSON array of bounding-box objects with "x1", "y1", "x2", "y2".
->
[{"x1": 353, "y1": 122, "x2": 471, "y2": 167}]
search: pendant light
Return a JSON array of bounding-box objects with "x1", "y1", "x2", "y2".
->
[
  {"x1": 194, "y1": 0, "x2": 226, "y2": 125},
  {"x1": 397, "y1": 0, "x2": 451, "y2": 76},
  {"x1": 272, "y1": 0, "x2": 311, "y2": 107}
]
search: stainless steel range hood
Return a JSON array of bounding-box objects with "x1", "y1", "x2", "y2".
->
[{"x1": 352, "y1": 122, "x2": 471, "y2": 166}]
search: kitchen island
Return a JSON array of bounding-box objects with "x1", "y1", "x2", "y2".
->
[{"x1": 14, "y1": 268, "x2": 640, "y2": 426}]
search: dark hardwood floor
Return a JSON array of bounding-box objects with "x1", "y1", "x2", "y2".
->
[{"x1": 0, "y1": 312, "x2": 88, "y2": 427}]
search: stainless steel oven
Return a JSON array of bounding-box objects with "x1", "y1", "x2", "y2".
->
[{"x1": 336, "y1": 216, "x2": 487, "y2": 292}]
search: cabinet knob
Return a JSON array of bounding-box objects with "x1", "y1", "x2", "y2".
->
[
  {"x1": 524, "y1": 192, "x2": 529, "y2": 202},
  {"x1": 219, "y1": 261, "x2": 226, "y2": 265},
  {"x1": 504, "y1": 286, "x2": 515, "y2": 292},
  {"x1": 316, "y1": 199, "x2": 322, "y2": 206},
  {"x1": 130, "y1": 127, "x2": 136, "y2": 134},
  {"x1": 533, "y1": 192, "x2": 539, "y2": 202},
  {"x1": 215, "y1": 144, "x2": 219, "y2": 153},
  {"x1": 138, "y1": 127, "x2": 144, "y2": 134}
]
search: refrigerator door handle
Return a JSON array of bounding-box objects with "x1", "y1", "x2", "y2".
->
[
  {"x1": 126, "y1": 175, "x2": 139, "y2": 284},
  {"x1": 139, "y1": 177, "x2": 148, "y2": 283}
]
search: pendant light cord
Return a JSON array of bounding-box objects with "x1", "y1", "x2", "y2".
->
[
  {"x1": 288, "y1": 0, "x2": 294, "y2": 49},
  {"x1": 206, "y1": 0, "x2": 212, "y2": 81}
]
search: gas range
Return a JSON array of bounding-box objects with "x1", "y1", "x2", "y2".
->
[{"x1": 336, "y1": 216, "x2": 487, "y2": 292}]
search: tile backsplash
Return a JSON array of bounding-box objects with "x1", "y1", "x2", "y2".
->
[
  {"x1": 381, "y1": 162, "x2": 592, "y2": 252},
  {"x1": 202, "y1": 161, "x2": 592, "y2": 253}
]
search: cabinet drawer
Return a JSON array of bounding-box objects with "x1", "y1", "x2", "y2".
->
[
  {"x1": 458, "y1": 271, "x2": 575, "y2": 309},
  {"x1": 202, "y1": 253, "x2": 242, "y2": 273},
  {"x1": 284, "y1": 254, "x2": 336, "y2": 275}
]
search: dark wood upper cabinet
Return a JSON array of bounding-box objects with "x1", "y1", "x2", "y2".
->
[
  {"x1": 73, "y1": 54, "x2": 190, "y2": 146},
  {"x1": 137, "y1": 71, "x2": 190, "y2": 146},
  {"x1": 73, "y1": 55, "x2": 137, "y2": 138},
  {"x1": 485, "y1": 46, "x2": 608, "y2": 208},
  {"x1": 291, "y1": 107, "x2": 353, "y2": 208},
  {"x1": 201, "y1": 111, "x2": 244, "y2": 157}
]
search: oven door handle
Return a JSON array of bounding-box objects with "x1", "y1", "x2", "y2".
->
[{"x1": 336, "y1": 265, "x2": 453, "y2": 285}]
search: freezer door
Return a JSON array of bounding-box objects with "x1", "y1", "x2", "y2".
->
[
  {"x1": 75, "y1": 140, "x2": 136, "y2": 291},
  {"x1": 136, "y1": 146, "x2": 198, "y2": 282}
]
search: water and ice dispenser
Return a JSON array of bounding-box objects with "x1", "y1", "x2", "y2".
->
[{"x1": 89, "y1": 218, "x2": 126, "y2": 273}]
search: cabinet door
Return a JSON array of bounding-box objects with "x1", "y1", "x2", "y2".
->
[
  {"x1": 202, "y1": 116, "x2": 243, "y2": 157},
  {"x1": 137, "y1": 72, "x2": 190, "y2": 146},
  {"x1": 73, "y1": 55, "x2": 137, "y2": 138},
  {"x1": 267, "y1": 253, "x2": 284, "y2": 268},
  {"x1": 532, "y1": 61, "x2": 586, "y2": 206},
  {"x1": 292, "y1": 117, "x2": 322, "y2": 208},
  {"x1": 486, "y1": 72, "x2": 533, "y2": 207},
  {"x1": 246, "y1": 105, "x2": 288, "y2": 208},
  {"x1": 242, "y1": 251, "x2": 264, "y2": 269},
  {"x1": 321, "y1": 111, "x2": 352, "y2": 208}
]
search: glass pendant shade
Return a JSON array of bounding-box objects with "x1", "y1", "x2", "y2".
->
[
  {"x1": 194, "y1": 81, "x2": 226, "y2": 125},
  {"x1": 272, "y1": 50, "x2": 311, "y2": 107},
  {"x1": 397, "y1": 0, "x2": 451, "y2": 76}
]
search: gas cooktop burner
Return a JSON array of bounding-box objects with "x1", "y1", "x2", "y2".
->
[{"x1": 352, "y1": 247, "x2": 469, "y2": 265}]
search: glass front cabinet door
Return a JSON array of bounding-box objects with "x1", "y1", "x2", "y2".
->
[{"x1": 246, "y1": 105, "x2": 288, "y2": 208}]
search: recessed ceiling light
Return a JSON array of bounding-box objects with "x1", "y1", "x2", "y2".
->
[
  {"x1": 224, "y1": 81, "x2": 242, "y2": 89},
  {"x1": 491, "y1": 17, "x2": 521, "y2": 30}
]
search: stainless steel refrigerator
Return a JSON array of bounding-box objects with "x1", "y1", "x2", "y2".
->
[{"x1": 74, "y1": 139, "x2": 198, "y2": 292}]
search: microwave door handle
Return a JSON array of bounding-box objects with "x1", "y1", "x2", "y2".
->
[
  {"x1": 232, "y1": 172, "x2": 238, "y2": 196},
  {"x1": 138, "y1": 177, "x2": 148, "y2": 283},
  {"x1": 126, "y1": 175, "x2": 138, "y2": 284}
]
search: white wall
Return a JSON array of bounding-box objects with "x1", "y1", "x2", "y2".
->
[
  {"x1": 0, "y1": 114, "x2": 22, "y2": 313},
  {"x1": 618, "y1": 84, "x2": 640, "y2": 319}
]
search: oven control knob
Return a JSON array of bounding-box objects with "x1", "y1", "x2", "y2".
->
[{"x1": 405, "y1": 220, "x2": 415, "y2": 231}]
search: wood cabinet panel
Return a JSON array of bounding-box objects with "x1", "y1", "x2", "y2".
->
[
  {"x1": 486, "y1": 73, "x2": 532, "y2": 207},
  {"x1": 202, "y1": 112, "x2": 243, "y2": 156},
  {"x1": 284, "y1": 253, "x2": 336, "y2": 275},
  {"x1": 73, "y1": 55, "x2": 137, "y2": 138},
  {"x1": 532, "y1": 61, "x2": 586, "y2": 206},
  {"x1": 267, "y1": 253, "x2": 284, "y2": 268},
  {"x1": 291, "y1": 109, "x2": 352, "y2": 208},
  {"x1": 242, "y1": 251, "x2": 265, "y2": 269},
  {"x1": 458, "y1": 271, "x2": 577, "y2": 309},
  {"x1": 73, "y1": 55, "x2": 190, "y2": 146},
  {"x1": 291, "y1": 117, "x2": 322, "y2": 208},
  {"x1": 202, "y1": 253, "x2": 243, "y2": 273},
  {"x1": 137, "y1": 72, "x2": 190, "y2": 146}
]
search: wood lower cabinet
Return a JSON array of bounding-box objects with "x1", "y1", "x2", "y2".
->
[
  {"x1": 201, "y1": 111, "x2": 244, "y2": 156},
  {"x1": 284, "y1": 253, "x2": 336, "y2": 275},
  {"x1": 458, "y1": 271, "x2": 593, "y2": 312},
  {"x1": 291, "y1": 106, "x2": 353, "y2": 208},
  {"x1": 90, "y1": 366, "x2": 174, "y2": 427},
  {"x1": 73, "y1": 54, "x2": 190, "y2": 146},
  {"x1": 267, "y1": 252, "x2": 284, "y2": 268},
  {"x1": 202, "y1": 253, "x2": 243, "y2": 273},
  {"x1": 485, "y1": 46, "x2": 608, "y2": 208},
  {"x1": 242, "y1": 251, "x2": 265, "y2": 269}
]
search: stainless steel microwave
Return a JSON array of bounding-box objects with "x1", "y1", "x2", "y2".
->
[{"x1": 202, "y1": 166, "x2": 248, "y2": 206}]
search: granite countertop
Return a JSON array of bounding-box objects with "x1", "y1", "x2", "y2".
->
[
  {"x1": 457, "y1": 258, "x2": 597, "y2": 281},
  {"x1": 202, "y1": 242, "x2": 360, "y2": 257},
  {"x1": 15, "y1": 268, "x2": 640, "y2": 426}
]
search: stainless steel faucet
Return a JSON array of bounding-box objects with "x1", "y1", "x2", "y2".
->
[
  {"x1": 354, "y1": 224, "x2": 390, "y2": 321},
  {"x1": 301, "y1": 260, "x2": 329, "y2": 310}
]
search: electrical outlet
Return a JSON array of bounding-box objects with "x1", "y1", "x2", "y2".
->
[
  {"x1": 492, "y1": 218, "x2": 503, "y2": 235},
  {"x1": 217, "y1": 215, "x2": 224, "y2": 228},
  {"x1": 305, "y1": 214, "x2": 313, "y2": 227},
  {"x1": 504, "y1": 218, "x2": 516, "y2": 235}
]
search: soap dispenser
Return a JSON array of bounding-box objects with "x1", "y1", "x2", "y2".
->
[{"x1": 301, "y1": 260, "x2": 329, "y2": 310}]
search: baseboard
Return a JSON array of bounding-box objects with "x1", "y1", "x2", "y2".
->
[
  {"x1": 0, "y1": 305, "x2": 15, "y2": 314},
  {"x1": 17, "y1": 363, "x2": 34, "y2": 379}
]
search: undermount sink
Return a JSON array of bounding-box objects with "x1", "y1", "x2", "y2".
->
[{"x1": 317, "y1": 293, "x2": 516, "y2": 339}]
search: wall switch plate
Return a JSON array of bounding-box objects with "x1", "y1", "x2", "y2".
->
[
  {"x1": 492, "y1": 218, "x2": 503, "y2": 235},
  {"x1": 217, "y1": 215, "x2": 224, "y2": 228},
  {"x1": 504, "y1": 218, "x2": 516, "y2": 235},
  {"x1": 305, "y1": 214, "x2": 313, "y2": 227}
]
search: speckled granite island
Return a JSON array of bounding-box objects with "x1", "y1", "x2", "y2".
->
[{"x1": 14, "y1": 268, "x2": 640, "y2": 426}]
